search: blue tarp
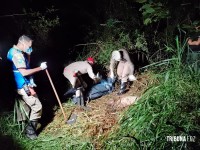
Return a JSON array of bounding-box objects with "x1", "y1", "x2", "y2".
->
[
  {"x1": 87, "y1": 77, "x2": 115, "y2": 100},
  {"x1": 64, "y1": 77, "x2": 115, "y2": 101}
]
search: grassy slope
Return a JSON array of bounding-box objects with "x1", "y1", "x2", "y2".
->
[
  {"x1": 103, "y1": 68, "x2": 200, "y2": 150},
  {"x1": 0, "y1": 73, "x2": 149, "y2": 150},
  {"x1": 0, "y1": 68, "x2": 200, "y2": 150}
]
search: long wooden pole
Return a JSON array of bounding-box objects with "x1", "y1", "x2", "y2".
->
[{"x1": 45, "y1": 69, "x2": 67, "y2": 121}]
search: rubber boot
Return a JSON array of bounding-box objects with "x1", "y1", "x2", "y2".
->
[
  {"x1": 76, "y1": 96, "x2": 91, "y2": 111},
  {"x1": 76, "y1": 96, "x2": 84, "y2": 106},
  {"x1": 117, "y1": 82, "x2": 127, "y2": 95},
  {"x1": 25, "y1": 120, "x2": 38, "y2": 140},
  {"x1": 31, "y1": 120, "x2": 38, "y2": 130}
]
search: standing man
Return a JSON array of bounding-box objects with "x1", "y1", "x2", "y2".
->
[
  {"x1": 109, "y1": 49, "x2": 136, "y2": 95},
  {"x1": 7, "y1": 35, "x2": 47, "y2": 140},
  {"x1": 63, "y1": 57, "x2": 98, "y2": 106}
]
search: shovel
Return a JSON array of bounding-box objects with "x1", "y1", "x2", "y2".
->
[{"x1": 66, "y1": 112, "x2": 77, "y2": 124}]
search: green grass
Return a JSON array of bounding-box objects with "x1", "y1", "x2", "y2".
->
[
  {"x1": 102, "y1": 66, "x2": 200, "y2": 150},
  {"x1": 0, "y1": 111, "x2": 95, "y2": 150},
  {"x1": 1, "y1": 63, "x2": 200, "y2": 150},
  {"x1": 1, "y1": 29, "x2": 200, "y2": 150}
]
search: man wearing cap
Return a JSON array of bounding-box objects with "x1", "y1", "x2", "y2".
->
[
  {"x1": 63, "y1": 57, "x2": 97, "y2": 106},
  {"x1": 109, "y1": 49, "x2": 136, "y2": 95},
  {"x1": 7, "y1": 35, "x2": 47, "y2": 140}
]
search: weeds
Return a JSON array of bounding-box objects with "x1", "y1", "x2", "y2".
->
[{"x1": 102, "y1": 36, "x2": 200, "y2": 149}]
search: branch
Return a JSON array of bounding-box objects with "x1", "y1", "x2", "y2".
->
[
  {"x1": 74, "y1": 43, "x2": 99, "y2": 47},
  {"x1": 0, "y1": 13, "x2": 27, "y2": 18}
]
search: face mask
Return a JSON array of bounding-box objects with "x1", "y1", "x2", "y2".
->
[
  {"x1": 19, "y1": 40, "x2": 33, "y2": 55},
  {"x1": 25, "y1": 47, "x2": 33, "y2": 55}
]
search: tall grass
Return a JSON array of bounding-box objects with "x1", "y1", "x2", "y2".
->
[
  {"x1": 102, "y1": 37, "x2": 200, "y2": 149},
  {"x1": 0, "y1": 112, "x2": 25, "y2": 149},
  {"x1": 0, "y1": 111, "x2": 95, "y2": 150}
]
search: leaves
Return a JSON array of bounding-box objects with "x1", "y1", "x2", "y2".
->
[{"x1": 139, "y1": 2, "x2": 169, "y2": 25}]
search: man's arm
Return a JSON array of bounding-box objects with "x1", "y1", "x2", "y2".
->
[
  {"x1": 87, "y1": 65, "x2": 96, "y2": 79},
  {"x1": 19, "y1": 62, "x2": 47, "y2": 76},
  {"x1": 18, "y1": 67, "x2": 43, "y2": 76},
  {"x1": 109, "y1": 58, "x2": 115, "y2": 79}
]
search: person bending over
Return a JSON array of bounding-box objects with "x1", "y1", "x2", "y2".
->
[
  {"x1": 109, "y1": 49, "x2": 136, "y2": 95},
  {"x1": 63, "y1": 57, "x2": 98, "y2": 106}
]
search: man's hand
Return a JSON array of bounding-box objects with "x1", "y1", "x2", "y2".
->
[
  {"x1": 110, "y1": 71, "x2": 114, "y2": 79},
  {"x1": 29, "y1": 78, "x2": 37, "y2": 87},
  {"x1": 40, "y1": 62, "x2": 47, "y2": 70},
  {"x1": 129, "y1": 75, "x2": 137, "y2": 81}
]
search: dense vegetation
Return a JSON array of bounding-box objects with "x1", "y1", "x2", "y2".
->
[{"x1": 0, "y1": 0, "x2": 200, "y2": 149}]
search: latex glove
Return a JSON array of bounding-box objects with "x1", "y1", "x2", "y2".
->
[
  {"x1": 128, "y1": 75, "x2": 137, "y2": 81},
  {"x1": 110, "y1": 71, "x2": 114, "y2": 79},
  {"x1": 29, "y1": 78, "x2": 37, "y2": 87},
  {"x1": 26, "y1": 47, "x2": 33, "y2": 55},
  {"x1": 93, "y1": 72, "x2": 101, "y2": 84},
  {"x1": 40, "y1": 62, "x2": 47, "y2": 70},
  {"x1": 96, "y1": 72, "x2": 102, "y2": 80}
]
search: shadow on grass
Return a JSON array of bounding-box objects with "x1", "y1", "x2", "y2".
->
[{"x1": 0, "y1": 134, "x2": 23, "y2": 150}]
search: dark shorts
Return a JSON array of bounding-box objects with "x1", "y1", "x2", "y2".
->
[{"x1": 186, "y1": 49, "x2": 200, "y2": 73}]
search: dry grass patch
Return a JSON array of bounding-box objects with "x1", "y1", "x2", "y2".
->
[{"x1": 40, "y1": 72, "x2": 150, "y2": 149}]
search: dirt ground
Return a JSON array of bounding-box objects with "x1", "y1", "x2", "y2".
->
[{"x1": 42, "y1": 72, "x2": 151, "y2": 149}]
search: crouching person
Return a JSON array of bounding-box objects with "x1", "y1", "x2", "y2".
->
[
  {"x1": 63, "y1": 57, "x2": 98, "y2": 106},
  {"x1": 109, "y1": 49, "x2": 136, "y2": 95},
  {"x1": 7, "y1": 35, "x2": 47, "y2": 140}
]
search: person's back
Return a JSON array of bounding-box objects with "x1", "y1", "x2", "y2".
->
[{"x1": 64, "y1": 61, "x2": 94, "y2": 79}]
